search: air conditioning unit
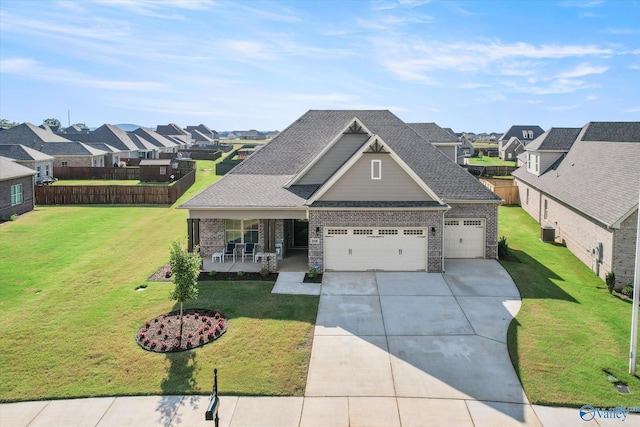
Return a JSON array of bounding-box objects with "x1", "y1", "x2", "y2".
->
[{"x1": 540, "y1": 226, "x2": 555, "y2": 243}]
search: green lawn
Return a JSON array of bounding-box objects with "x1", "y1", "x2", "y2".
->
[
  {"x1": 0, "y1": 157, "x2": 318, "y2": 402},
  {"x1": 467, "y1": 156, "x2": 517, "y2": 166},
  {"x1": 500, "y1": 206, "x2": 639, "y2": 407}
]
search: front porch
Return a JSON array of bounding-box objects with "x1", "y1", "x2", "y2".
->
[{"x1": 202, "y1": 248, "x2": 309, "y2": 273}]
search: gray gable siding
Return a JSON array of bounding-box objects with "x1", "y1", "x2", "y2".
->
[
  {"x1": 319, "y1": 153, "x2": 432, "y2": 202},
  {"x1": 297, "y1": 133, "x2": 369, "y2": 185}
]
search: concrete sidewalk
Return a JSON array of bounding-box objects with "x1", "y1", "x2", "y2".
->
[{"x1": 3, "y1": 395, "x2": 639, "y2": 426}]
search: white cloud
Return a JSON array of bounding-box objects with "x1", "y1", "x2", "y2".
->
[
  {"x1": 459, "y1": 83, "x2": 491, "y2": 89},
  {"x1": 1, "y1": 58, "x2": 162, "y2": 91},
  {"x1": 555, "y1": 63, "x2": 608, "y2": 78},
  {"x1": 586, "y1": 95, "x2": 597, "y2": 100}
]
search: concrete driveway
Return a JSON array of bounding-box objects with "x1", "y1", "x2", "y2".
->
[{"x1": 305, "y1": 259, "x2": 530, "y2": 426}]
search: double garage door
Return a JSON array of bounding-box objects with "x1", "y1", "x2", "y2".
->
[{"x1": 324, "y1": 227, "x2": 427, "y2": 271}]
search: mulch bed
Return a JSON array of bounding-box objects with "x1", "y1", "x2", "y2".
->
[
  {"x1": 136, "y1": 309, "x2": 227, "y2": 353},
  {"x1": 303, "y1": 274, "x2": 323, "y2": 283},
  {"x1": 197, "y1": 271, "x2": 278, "y2": 281}
]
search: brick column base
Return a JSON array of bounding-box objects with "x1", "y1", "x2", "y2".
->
[{"x1": 260, "y1": 252, "x2": 278, "y2": 273}]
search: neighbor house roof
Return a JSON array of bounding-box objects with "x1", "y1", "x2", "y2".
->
[
  {"x1": 499, "y1": 125, "x2": 545, "y2": 141},
  {"x1": 525, "y1": 127, "x2": 581, "y2": 151},
  {"x1": 39, "y1": 142, "x2": 106, "y2": 156},
  {"x1": 0, "y1": 144, "x2": 54, "y2": 161},
  {"x1": 512, "y1": 121, "x2": 640, "y2": 227},
  {"x1": 156, "y1": 123, "x2": 188, "y2": 136},
  {"x1": 190, "y1": 129, "x2": 214, "y2": 143},
  {"x1": 128, "y1": 134, "x2": 158, "y2": 151},
  {"x1": 182, "y1": 110, "x2": 500, "y2": 209},
  {"x1": 85, "y1": 142, "x2": 121, "y2": 153},
  {"x1": 407, "y1": 123, "x2": 459, "y2": 143},
  {"x1": 71, "y1": 124, "x2": 139, "y2": 151},
  {"x1": 0, "y1": 156, "x2": 36, "y2": 180},
  {"x1": 0, "y1": 123, "x2": 71, "y2": 148},
  {"x1": 131, "y1": 127, "x2": 178, "y2": 149}
]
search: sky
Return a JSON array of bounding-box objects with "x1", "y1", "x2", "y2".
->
[{"x1": 1, "y1": 0, "x2": 639, "y2": 133}]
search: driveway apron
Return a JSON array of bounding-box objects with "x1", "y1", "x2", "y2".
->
[{"x1": 306, "y1": 261, "x2": 528, "y2": 419}]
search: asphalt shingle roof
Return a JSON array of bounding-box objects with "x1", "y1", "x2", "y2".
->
[
  {"x1": 182, "y1": 110, "x2": 500, "y2": 209},
  {"x1": 526, "y1": 128, "x2": 581, "y2": 151},
  {"x1": 513, "y1": 122, "x2": 640, "y2": 227},
  {"x1": 131, "y1": 127, "x2": 178, "y2": 149},
  {"x1": 407, "y1": 123, "x2": 459, "y2": 142},
  {"x1": 71, "y1": 124, "x2": 139, "y2": 151},
  {"x1": 499, "y1": 125, "x2": 545, "y2": 141},
  {"x1": 0, "y1": 123, "x2": 71, "y2": 148},
  {"x1": 39, "y1": 142, "x2": 106, "y2": 156},
  {"x1": 0, "y1": 157, "x2": 36, "y2": 180},
  {"x1": 0, "y1": 144, "x2": 54, "y2": 161}
]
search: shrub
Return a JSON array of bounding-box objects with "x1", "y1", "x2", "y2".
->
[
  {"x1": 208, "y1": 269, "x2": 217, "y2": 278},
  {"x1": 498, "y1": 236, "x2": 509, "y2": 260},
  {"x1": 308, "y1": 267, "x2": 318, "y2": 279},
  {"x1": 237, "y1": 270, "x2": 246, "y2": 277},
  {"x1": 606, "y1": 271, "x2": 616, "y2": 294},
  {"x1": 259, "y1": 266, "x2": 270, "y2": 278},
  {"x1": 621, "y1": 285, "x2": 634, "y2": 297}
]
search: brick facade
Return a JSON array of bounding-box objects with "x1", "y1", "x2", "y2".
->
[
  {"x1": 0, "y1": 176, "x2": 34, "y2": 219},
  {"x1": 613, "y1": 210, "x2": 638, "y2": 286},
  {"x1": 516, "y1": 180, "x2": 637, "y2": 288},
  {"x1": 445, "y1": 203, "x2": 499, "y2": 259},
  {"x1": 308, "y1": 209, "x2": 445, "y2": 273}
]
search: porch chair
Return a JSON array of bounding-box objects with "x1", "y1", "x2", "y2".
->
[
  {"x1": 242, "y1": 243, "x2": 256, "y2": 262},
  {"x1": 222, "y1": 243, "x2": 236, "y2": 263}
]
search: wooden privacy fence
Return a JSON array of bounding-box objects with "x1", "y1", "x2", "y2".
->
[
  {"x1": 479, "y1": 178, "x2": 519, "y2": 205},
  {"x1": 35, "y1": 170, "x2": 196, "y2": 205},
  {"x1": 53, "y1": 166, "x2": 140, "y2": 180}
]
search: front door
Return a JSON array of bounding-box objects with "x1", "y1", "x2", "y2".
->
[{"x1": 293, "y1": 219, "x2": 309, "y2": 248}]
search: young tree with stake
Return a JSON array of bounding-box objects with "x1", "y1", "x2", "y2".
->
[{"x1": 169, "y1": 238, "x2": 201, "y2": 344}]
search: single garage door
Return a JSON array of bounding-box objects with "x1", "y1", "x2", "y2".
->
[
  {"x1": 444, "y1": 219, "x2": 485, "y2": 258},
  {"x1": 324, "y1": 227, "x2": 427, "y2": 271}
]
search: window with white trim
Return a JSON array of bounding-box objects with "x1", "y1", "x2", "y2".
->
[
  {"x1": 160, "y1": 167, "x2": 167, "y2": 175},
  {"x1": 225, "y1": 219, "x2": 259, "y2": 244},
  {"x1": 371, "y1": 159, "x2": 381, "y2": 180},
  {"x1": 526, "y1": 188, "x2": 530, "y2": 205},
  {"x1": 62, "y1": 161, "x2": 68, "y2": 167},
  {"x1": 45, "y1": 164, "x2": 50, "y2": 176},
  {"x1": 36, "y1": 166, "x2": 41, "y2": 178},
  {"x1": 11, "y1": 184, "x2": 23, "y2": 206},
  {"x1": 544, "y1": 199, "x2": 548, "y2": 219}
]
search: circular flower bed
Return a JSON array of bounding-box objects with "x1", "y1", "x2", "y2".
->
[{"x1": 136, "y1": 309, "x2": 227, "y2": 353}]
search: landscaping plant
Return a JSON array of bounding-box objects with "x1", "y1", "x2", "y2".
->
[{"x1": 169, "y1": 238, "x2": 201, "y2": 343}]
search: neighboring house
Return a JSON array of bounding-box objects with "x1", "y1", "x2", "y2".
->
[
  {"x1": 266, "y1": 131, "x2": 281, "y2": 139},
  {"x1": 39, "y1": 142, "x2": 107, "y2": 167},
  {"x1": 128, "y1": 134, "x2": 159, "y2": 159},
  {"x1": 156, "y1": 123, "x2": 192, "y2": 147},
  {"x1": 0, "y1": 122, "x2": 72, "y2": 149},
  {"x1": 233, "y1": 130, "x2": 267, "y2": 140},
  {"x1": 407, "y1": 122, "x2": 460, "y2": 163},
  {"x1": 186, "y1": 125, "x2": 219, "y2": 143},
  {"x1": 71, "y1": 124, "x2": 139, "y2": 159},
  {"x1": 180, "y1": 110, "x2": 502, "y2": 273},
  {"x1": 498, "y1": 125, "x2": 544, "y2": 160},
  {"x1": 190, "y1": 129, "x2": 216, "y2": 146},
  {"x1": 0, "y1": 156, "x2": 36, "y2": 219},
  {"x1": 130, "y1": 127, "x2": 179, "y2": 154},
  {"x1": 512, "y1": 122, "x2": 640, "y2": 288},
  {"x1": 458, "y1": 137, "x2": 475, "y2": 163},
  {"x1": 0, "y1": 144, "x2": 55, "y2": 182},
  {"x1": 500, "y1": 137, "x2": 525, "y2": 161},
  {"x1": 84, "y1": 143, "x2": 122, "y2": 167}
]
